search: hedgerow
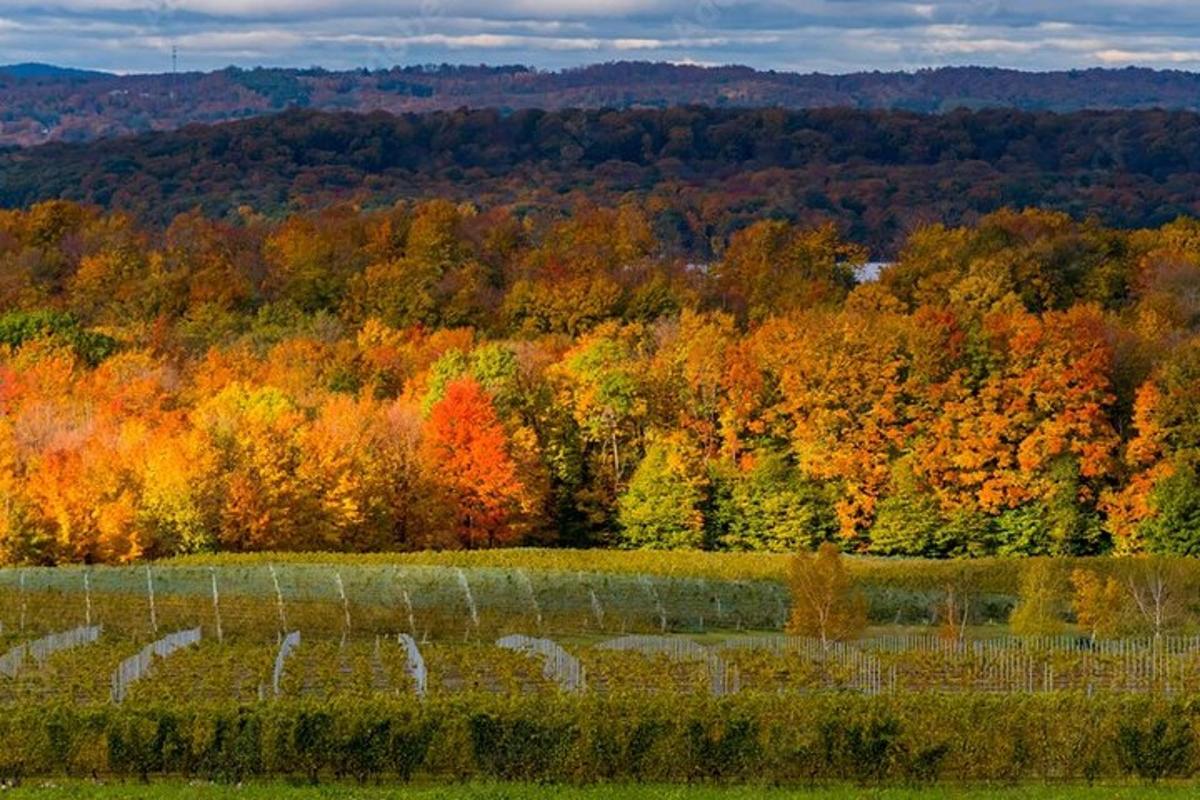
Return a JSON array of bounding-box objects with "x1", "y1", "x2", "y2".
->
[{"x1": 0, "y1": 693, "x2": 1198, "y2": 785}]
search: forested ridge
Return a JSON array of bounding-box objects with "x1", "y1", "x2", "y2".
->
[
  {"x1": 9, "y1": 61, "x2": 1200, "y2": 147},
  {"x1": 5, "y1": 106, "x2": 1200, "y2": 253},
  {"x1": 2, "y1": 199, "x2": 1200, "y2": 563}
]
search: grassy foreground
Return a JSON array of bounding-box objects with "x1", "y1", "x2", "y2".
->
[{"x1": 1, "y1": 783, "x2": 1197, "y2": 799}]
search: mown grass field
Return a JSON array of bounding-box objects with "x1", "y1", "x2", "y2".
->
[{"x1": 3, "y1": 782, "x2": 1199, "y2": 799}]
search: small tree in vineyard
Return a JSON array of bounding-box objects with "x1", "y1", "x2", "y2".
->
[
  {"x1": 1070, "y1": 568, "x2": 1125, "y2": 642},
  {"x1": 1119, "y1": 556, "x2": 1189, "y2": 641},
  {"x1": 1010, "y1": 558, "x2": 1067, "y2": 636},
  {"x1": 786, "y1": 542, "x2": 867, "y2": 649},
  {"x1": 937, "y1": 563, "x2": 978, "y2": 646}
]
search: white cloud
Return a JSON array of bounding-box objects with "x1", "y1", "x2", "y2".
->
[
  {"x1": 1095, "y1": 48, "x2": 1200, "y2": 64},
  {"x1": 2, "y1": 1, "x2": 1200, "y2": 73}
]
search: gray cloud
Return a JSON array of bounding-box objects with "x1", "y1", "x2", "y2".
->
[{"x1": 0, "y1": 1, "x2": 1199, "y2": 73}]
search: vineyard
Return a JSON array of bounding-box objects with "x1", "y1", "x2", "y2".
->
[
  {"x1": 1, "y1": 561, "x2": 1199, "y2": 703},
  {"x1": 1, "y1": 559, "x2": 1200, "y2": 785}
]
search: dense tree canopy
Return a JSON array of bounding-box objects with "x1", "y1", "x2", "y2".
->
[
  {"x1": 8, "y1": 105, "x2": 1200, "y2": 253},
  {"x1": 1, "y1": 199, "x2": 1200, "y2": 562}
]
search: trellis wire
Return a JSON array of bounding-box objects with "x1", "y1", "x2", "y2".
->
[
  {"x1": 111, "y1": 627, "x2": 201, "y2": 703},
  {"x1": 0, "y1": 564, "x2": 788, "y2": 639},
  {"x1": 721, "y1": 635, "x2": 884, "y2": 694},
  {"x1": 598, "y1": 635, "x2": 737, "y2": 696},
  {"x1": 718, "y1": 634, "x2": 1200, "y2": 694},
  {"x1": 272, "y1": 630, "x2": 301, "y2": 697},
  {"x1": 497, "y1": 634, "x2": 584, "y2": 692}
]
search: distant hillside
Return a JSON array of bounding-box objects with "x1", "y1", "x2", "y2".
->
[
  {"x1": 0, "y1": 62, "x2": 110, "y2": 80},
  {"x1": 5, "y1": 105, "x2": 1200, "y2": 254},
  {"x1": 5, "y1": 62, "x2": 1200, "y2": 147}
]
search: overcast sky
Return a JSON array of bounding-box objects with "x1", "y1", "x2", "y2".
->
[{"x1": 2, "y1": 1, "x2": 1200, "y2": 75}]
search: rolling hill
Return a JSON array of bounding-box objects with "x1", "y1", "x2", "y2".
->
[{"x1": 5, "y1": 61, "x2": 1200, "y2": 147}]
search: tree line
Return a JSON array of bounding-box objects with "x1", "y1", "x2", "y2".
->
[
  {"x1": 6, "y1": 105, "x2": 1200, "y2": 252},
  {"x1": 2, "y1": 199, "x2": 1200, "y2": 562}
]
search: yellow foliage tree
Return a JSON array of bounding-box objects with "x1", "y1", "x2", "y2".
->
[
  {"x1": 1071, "y1": 568, "x2": 1125, "y2": 641},
  {"x1": 785, "y1": 542, "x2": 867, "y2": 648}
]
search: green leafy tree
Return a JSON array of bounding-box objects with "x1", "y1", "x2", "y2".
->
[
  {"x1": 711, "y1": 451, "x2": 837, "y2": 552},
  {"x1": 1140, "y1": 467, "x2": 1200, "y2": 555},
  {"x1": 617, "y1": 435, "x2": 707, "y2": 550},
  {"x1": 1009, "y1": 558, "x2": 1067, "y2": 636},
  {"x1": 868, "y1": 462, "x2": 987, "y2": 556}
]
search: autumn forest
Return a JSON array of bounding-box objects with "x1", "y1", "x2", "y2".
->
[{"x1": 1, "y1": 196, "x2": 1199, "y2": 565}]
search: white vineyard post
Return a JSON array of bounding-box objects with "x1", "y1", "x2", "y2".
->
[
  {"x1": 210, "y1": 567, "x2": 223, "y2": 644},
  {"x1": 575, "y1": 572, "x2": 589, "y2": 628},
  {"x1": 640, "y1": 576, "x2": 667, "y2": 633},
  {"x1": 83, "y1": 569, "x2": 92, "y2": 627},
  {"x1": 145, "y1": 565, "x2": 158, "y2": 636},
  {"x1": 269, "y1": 564, "x2": 288, "y2": 633},
  {"x1": 272, "y1": 630, "x2": 301, "y2": 697},
  {"x1": 588, "y1": 584, "x2": 605, "y2": 630},
  {"x1": 517, "y1": 569, "x2": 543, "y2": 630},
  {"x1": 18, "y1": 571, "x2": 25, "y2": 634},
  {"x1": 397, "y1": 633, "x2": 428, "y2": 697},
  {"x1": 402, "y1": 589, "x2": 417, "y2": 638},
  {"x1": 335, "y1": 571, "x2": 351, "y2": 646},
  {"x1": 455, "y1": 568, "x2": 479, "y2": 631}
]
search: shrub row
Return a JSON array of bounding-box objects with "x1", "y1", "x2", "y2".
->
[{"x1": 0, "y1": 692, "x2": 1198, "y2": 785}]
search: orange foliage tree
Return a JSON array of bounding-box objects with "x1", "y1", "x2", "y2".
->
[{"x1": 419, "y1": 377, "x2": 530, "y2": 548}]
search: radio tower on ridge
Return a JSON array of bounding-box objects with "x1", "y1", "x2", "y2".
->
[{"x1": 170, "y1": 44, "x2": 178, "y2": 102}]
